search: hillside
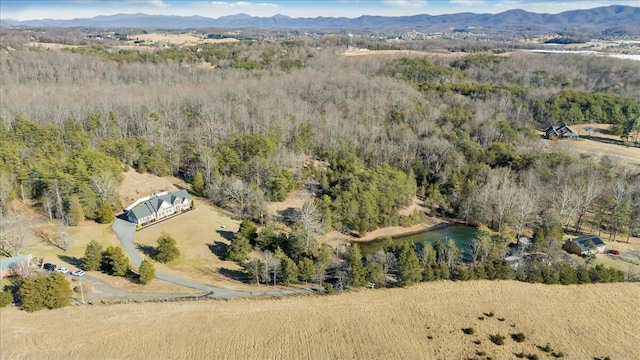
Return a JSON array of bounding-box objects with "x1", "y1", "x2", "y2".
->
[
  {"x1": 1, "y1": 281, "x2": 639, "y2": 359},
  {"x1": 2, "y1": 5, "x2": 639, "y2": 31}
]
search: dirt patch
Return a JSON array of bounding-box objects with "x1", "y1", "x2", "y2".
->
[{"x1": 2, "y1": 281, "x2": 638, "y2": 360}]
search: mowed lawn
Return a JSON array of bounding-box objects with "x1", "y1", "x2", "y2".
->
[
  {"x1": 133, "y1": 200, "x2": 268, "y2": 291},
  {"x1": 2, "y1": 281, "x2": 639, "y2": 360}
]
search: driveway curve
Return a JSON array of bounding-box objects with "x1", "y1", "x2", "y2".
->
[{"x1": 112, "y1": 218, "x2": 309, "y2": 299}]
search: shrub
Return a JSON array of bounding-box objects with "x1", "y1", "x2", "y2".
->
[
  {"x1": 96, "y1": 200, "x2": 115, "y2": 223},
  {"x1": 485, "y1": 311, "x2": 495, "y2": 317},
  {"x1": 539, "y1": 343, "x2": 552, "y2": 353},
  {"x1": 526, "y1": 354, "x2": 539, "y2": 360},
  {"x1": 0, "y1": 290, "x2": 13, "y2": 307},
  {"x1": 489, "y1": 334, "x2": 506, "y2": 345},
  {"x1": 514, "y1": 352, "x2": 526, "y2": 359},
  {"x1": 478, "y1": 316, "x2": 485, "y2": 320},
  {"x1": 497, "y1": 317, "x2": 505, "y2": 321},
  {"x1": 138, "y1": 259, "x2": 155, "y2": 285},
  {"x1": 462, "y1": 328, "x2": 475, "y2": 335},
  {"x1": 552, "y1": 352, "x2": 565, "y2": 358},
  {"x1": 156, "y1": 232, "x2": 180, "y2": 263},
  {"x1": 476, "y1": 351, "x2": 486, "y2": 356},
  {"x1": 511, "y1": 333, "x2": 526, "y2": 342}
]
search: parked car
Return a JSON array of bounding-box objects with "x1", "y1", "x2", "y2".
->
[
  {"x1": 54, "y1": 267, "x2": 69, "y2": 274},
  {"x1": 607, "y1": 250, "x2": 620, "y2": 256},
  {"x1": 71, "y1": 269, "x2": 85, "y2": 277},
  {"x1": 43, "y1": 263, "x2": 56, "y2": 271}
]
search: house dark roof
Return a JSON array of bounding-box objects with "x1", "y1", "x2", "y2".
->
[
  {"x1": 571, "y1": 235, "x2": 606, "y2": 252},
  {"x1": 128, "y1": 189, "x2": 191, "y2": 220},
  {"x1": 544, "y1": 124, "x2": 579, "y2": 138}
]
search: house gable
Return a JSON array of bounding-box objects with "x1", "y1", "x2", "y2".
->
[{"x1": 125, "y1": 189, "x2": 193, "y2": 226}]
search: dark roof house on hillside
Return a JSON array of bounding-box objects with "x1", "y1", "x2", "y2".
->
[
  {"x1": 564, "y1": 235, "x2": 606, "y2": 255},
  {"x1": 125, "y1": 189, "x2": 192, "y2": 226},
  {"x1": 544, "y1": 124, "x2": 579, "y2": 139}
]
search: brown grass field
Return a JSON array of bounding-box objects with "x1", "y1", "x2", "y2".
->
[{"x1": 2, "y1": 281, "x2": 639, "y2": 360}]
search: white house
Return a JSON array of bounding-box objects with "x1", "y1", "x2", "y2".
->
[{"x1": 126, "y1": 190, "x2": 192, "y2": 225}]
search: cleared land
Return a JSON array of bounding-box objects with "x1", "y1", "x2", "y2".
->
[
  {"x1": 2, "y1": 281, "x2": 639, "y2": 360},
  {"x1": 128, "y1": 33, "x2": 239, "y2": 46}
]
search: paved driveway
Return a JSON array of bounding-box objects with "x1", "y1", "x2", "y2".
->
[{"x1": 112, "y1": 218, "x2": 310, "y2": 299}]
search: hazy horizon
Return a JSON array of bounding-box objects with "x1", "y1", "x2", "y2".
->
[{"x1": 2, "y1": 0, "x2": 639, "y2": 21}]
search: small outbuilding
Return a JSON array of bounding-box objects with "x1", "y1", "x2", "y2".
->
[
  {"x1": 564, "y1": 236, "x2": 606, "y2": 255},
  {"x1": 544, "y1": 124, "x2": 579, "y2": 139}
]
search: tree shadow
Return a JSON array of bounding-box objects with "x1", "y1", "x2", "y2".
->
[
  {"x1": 279, "y1": 207, "x2": 300, "y2": 225},
  {"x1": 207, "y1": 241, "x2": 228, "y2": 259},
  {"x1": 218, "y1": 267, "x2": 250, "y2": 283},
  {"x1": 136, "y1": 243, "x2": 158, "y2": 259},
  {"x1": 216, "y1": 230, "x2": 235, "y2": 241},
  {"x1": 57, "y1": 254, "x2": 83, "y2": 268}
]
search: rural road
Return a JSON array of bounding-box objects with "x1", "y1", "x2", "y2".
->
[{"x1": 112, "y1": 218, "x2": 310, "y2": 299}]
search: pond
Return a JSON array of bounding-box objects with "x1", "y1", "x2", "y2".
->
[{"x1": 358, "y1": 223, "x2": 478, "y2": 259}]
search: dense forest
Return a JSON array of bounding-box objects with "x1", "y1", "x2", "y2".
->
[{"x1": 1, "y1": 37, "x2": 639, "y2": 286}]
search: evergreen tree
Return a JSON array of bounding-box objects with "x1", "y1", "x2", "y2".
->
[
  {"x1": 138, "y1": 259, "x2": 155, "y2": 285},
  {"x1": 438, "y1": 262, "x2": 450, "y2": 280},
  {"x1": 0, "y1": 290, "x2": 12, "y2": 307},
  {"x1": 227, "y1": 234, "x2": 251, "y2": 262},
  {"x1": 156, "y1": 232, "x2": 180, "y2": 263},
  {"x1": 101, "y1": 246, "x2": 130, "y2": 276},
  {"x1": 297, "y1": 257, "x2": 316, "y2": 284},
  {"x1": 192, "y1": 170, "x2": 205, "y2": 195},
  {"x1": 68, "y1": 194, "x2": 85, "y2": 226},
  {"x1": 366, "y1": 259, "x2": 386, "y2": 288},
  {"x1": 397, "y1": 242, "x2": 422, "y2": 286},
  {"x1": 348, "y1": 244, "x2": 367, "y2": 288},
  {"x1": 18, "y1": 273, "x2": 72, "y2": 312},
  {"x1": 82, "y1": 239, "x2": 103, "y2": 271},
  {"x1": 577, "y1": 265, "x2": 591, "y2": 284},
  {"x1": 96, "y1": 200, "x2": 115, "y2": 224},
  {"x1": 280, "y1": 256, "x2": 299, "y2": 285}
]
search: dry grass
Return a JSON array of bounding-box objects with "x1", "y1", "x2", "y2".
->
[
  {"x1": 128, "y1": 33, "x2": 239, "y2": 46},
  {"x1": 2, "y1": 281, "x2": 638, "y2": 360},
  {"x1": 548, "y1": 138, "x2": 640, "y2": 168},
  {"x1": 133, "y1": 201, "x2": 272, "y2": 291}
]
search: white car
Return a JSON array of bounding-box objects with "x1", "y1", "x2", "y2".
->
[
  {"x1": 71, "y1": 269, "x2": 85, "y2": 277},
  {"x1": 54, "y1": 267, "x2": 69, "y2": 274}
]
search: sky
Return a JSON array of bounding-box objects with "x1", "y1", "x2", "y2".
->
[{"x1": 1, "y1": 0, "x2": 639, "y2": 21}]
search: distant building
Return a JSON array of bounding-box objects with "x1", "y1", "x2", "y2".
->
[
  {"x1": 544, "y1": 124, "x2": 579, "y2": 139},
  {"x1": 125, "y1": 190, "x2": 193, "y2": 226},
  {"x1": 564, "y1": 235, "x2": 606, "y2": 255},
  {"x1": 0, "y1": 254, "x2": 33, "y2": 278}
]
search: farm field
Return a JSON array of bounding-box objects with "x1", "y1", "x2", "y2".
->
[
  {"x1": 548, "y1": 138, "x2": 640, "y2": 168},
  {"x1": 2, "y1": 281, "x2": 639, "y2": 360},
  {"x1": 128, "y1": 33, "x2": 239, "y2": 46}
]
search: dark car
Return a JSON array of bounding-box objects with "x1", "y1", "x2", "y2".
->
[
  {"x1": 606, "y1": 250, "x2": 620, "y2": 256},
  {"x1": 43, "y1": 263, "x2": 57, "y2": 271}
]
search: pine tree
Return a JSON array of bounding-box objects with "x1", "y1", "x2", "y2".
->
[
  {"x1": 297, "y1": 257, "x2": 316, "y2": 284},
  {"x1": 397, "y1": 242, "x2": 422, "y2": 286},
  {"x1": 18, "y1": 273, "x2": 72, "y2": 312},
  {"x1": 156, "y1": 232, "x2": 180, "y2": 263},
  {"x1": 101, "y1": 246, "x2": 130, "y2": 276},
  {"x1": 280, "y1": 256, "x2": 299, "y2": 285},
  {"x1": 366, "y1": 260, "x2": 386, "y2": 288},
  {"x1": 83, "y1": 239, "x2": 103, "y2": 271},
  {"x1": 96, "y1": 200, "x2": 115, "y2": 224},
  {"x1": 348, "y1": 243, "x2": 367, "y2": 288},
  {"x1": 0, "y1": 290, "x2": 12, "y2": 307},
  {"x1": 227, "y1": 234, "x2": 251, "y2": 262},
  {"x1": 192, "y1": 170, "x2": 205, "y2": 195},
  {"x1": 138, "y1": 259, "x2": 155, "y2": 285},
  {"x1": 68, "y1": 194, "x2": 85, "y2": 226}
]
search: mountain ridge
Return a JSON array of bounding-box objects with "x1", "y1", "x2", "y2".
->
[{"x1": 1, "y1": 5, "x2": 639, "y2": 32}]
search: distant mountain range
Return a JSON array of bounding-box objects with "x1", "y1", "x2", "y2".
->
[{"x1": 1, "y1": 5, "x2": 639, "y2": 33}]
